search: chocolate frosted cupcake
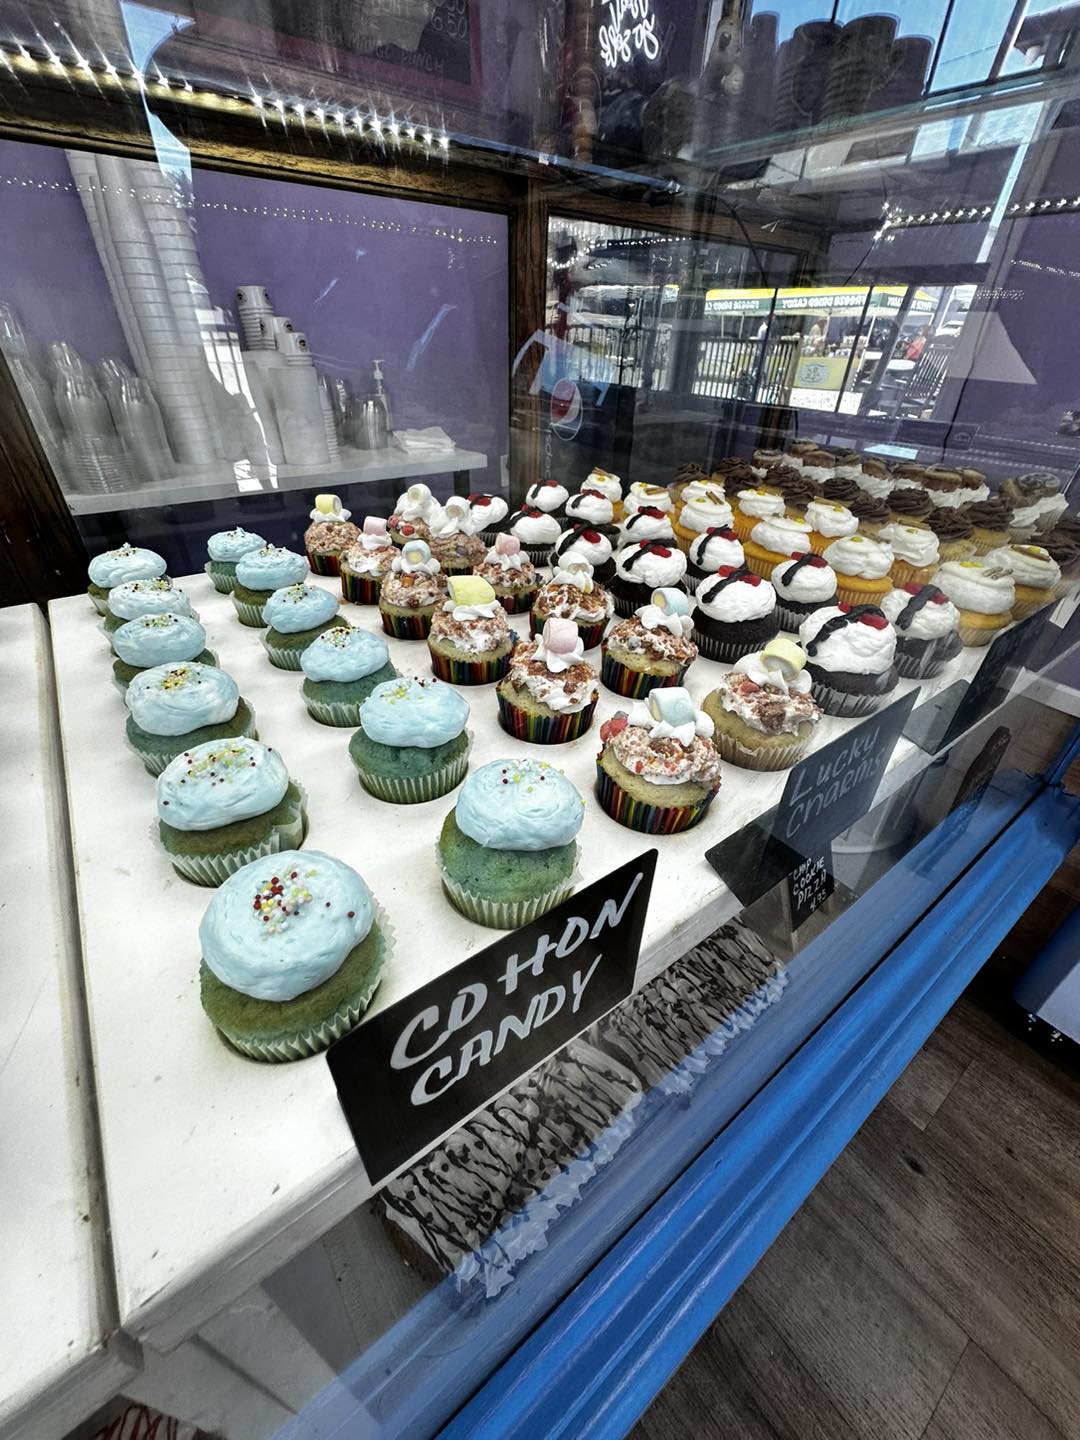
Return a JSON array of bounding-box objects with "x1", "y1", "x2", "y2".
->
[
  {"x1": 822, "y1": 475, "x2": 861, "y2": 506},
  {"x1": 831, "y1": 450, "x2": 864, "y2": 480},
  {"x1": 888, "y1": 486, "x2": 933, "y2": 528},
  {"x1": 710, "y1": 460, "x2": 759, "y2": 491},
  {"x1": 771, "y1": 553, "x2": 838, "y2": 631},
  {"x1": 927, "y1": 507, "x2": 976, "y2": 561},
  {"x1": 964, "y1": 497, "x2": 1014, "y2": 554},
  {"x1": 685, "y1": 527, "x2": 745, "y2": 593},
  {"x1": 880, "y1": 585, "x2": 962, "y2": 679},
  {"x1": 890, "y1": 461, "x2": 928, "y2": 487},
  {"x1": 692, "y1": 564, "x2": 778, "y2": 662},
  {"x1": 799, "y1": 606, "x2": 899, "y2": 717},
  {"x1": 601, "y1": 587, "x2": 697, "y2": 697},
  {"x1": 752, "y1": 448, "x2": 786, "y2": 472},
  {"x1": 849, "y1": 493, "x2": 891, "y2": 538},
  {"x1": 769, "y1": 465, "x2": 820, "y2": 517},
  {"x1": 856, "y1": 457, "x2": 895, "y2": 499},
  {"x1": 611, "y1": 540, "x2": 688, "y2": 617},
  {"x1": 671, "y1": 462, "x2": 708, "y2": 502},
  {"x1": 1040, "y1": 528, "x2": 1080, "y2": 596}
]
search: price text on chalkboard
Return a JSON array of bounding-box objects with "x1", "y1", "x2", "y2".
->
[
  {"x1": 786, "y1": 847, "x2": 835, "y2": 929},
  {"x1": 707, "y1": 691, "x2": 916, "y2": 906},
  {"x1": 327, "y1": 852, "x2": 656, "y2": 1183}
]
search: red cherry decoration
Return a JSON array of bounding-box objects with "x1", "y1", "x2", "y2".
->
[
  {"x1": 706, "y1": 526, "x2": 738, "y2": 539},
  {"x1": 716, "y1": 564, "x2": 736, "y2": 577},
  {"x1": 400, "y1": 523, "x2": 415, "y2": 536},
  {"x1": 469, "y1": 493, "x2": 491, "y2": 505},
  {"x1": 652, "y1": 546, "x2": 672, "y2": 557},
  {"x1": 580, "y1": 488, "x2": 604, "y2": 499},
  {"x1": 745, "y1": 572, "x2": 762, "y2": 585},
  {"x1": 806, "y1": 555, "x2": 828, "y2": 567},
  {"x1": 838, "y1": 602, "x2": 851, "y2": 612},
  {"x1": 859, "y1": 612, "x2": 890, "y2": 629},
  {"x1": 637, "y1": 506, "x2": 665, "y2": 519},
  {"x1": 902, "y1": 582, "x2": 922, "y2": 595},
  {"x1": 582, "y1": 529, "x2": 602, "y2": 543},
  {"x1": 931, "y1": 592, "x2": 948, "y2": 604}
]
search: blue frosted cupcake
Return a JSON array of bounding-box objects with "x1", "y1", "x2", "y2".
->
[
  {"x1": 199, "y1": 850, "x2": 387, "y2": 1061},
  {"x1": 111, "y1": 612, "x2": 214, "y2": 691},
  {"x1": 87, "y1": 543, "x2": 167, "y2": 615},
  {"x1": 437, "y1": 758, "x2": 585, "y2": 929},
  {"x1": 261, "y1": 584, "x2": 343, "y2": 669},
  {"x1": 301, "y1": 627, "x2": 398, "y2": 726},
  {"x1": 349, "y1": 677, "x2": 470, "y2": 804},
  {"x1": 125, "y1": 662, "x2": 257, "y2": 775},
  {"x1": 156, "y1": 738, "x2": 307, "y2": 885},
  {"x1": 104, "y1": 577, "x2": 194, "y2": 634},
  {"x1": 232, "y1": 546, "x2": 310, "y2": 626},
  {"x1": 205, "y1": 528, "x2": 266, "y2": 594}
]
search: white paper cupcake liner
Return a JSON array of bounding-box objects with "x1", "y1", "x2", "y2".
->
[
  {"x1": 205, "y1": 562, "x2": 236, "y2": 594},
  {"x1": 167, "y1": 790, "x2": 307, "y2": 885},
  {"x1": 437, "y1": 850, "x2": 579, "y2": 930},
  {"x1": 304, "y1": 695, "x2": 363, "y2": 727},
  {"x1": 355, "y1": 745, "x2": 470, "y2": 804},
  {"x1": 712, "y1": 728, "x2": 811, "y2": 772},
  {"x1": 262, "y1": 635, "x2": 307, "y2": 670},
  {"x1": 232, "y1": 596, "x2": 266, "y2": 627}
]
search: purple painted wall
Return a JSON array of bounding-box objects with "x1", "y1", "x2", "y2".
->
[{"x1": 0, "y1": 137, "x2": 509, "y2": 489}]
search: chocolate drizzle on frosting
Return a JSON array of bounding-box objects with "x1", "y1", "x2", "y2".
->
[
  {"x1": 554, "y1": 521, "x2": 617, "y2": 555},
  {"x1": 805, "y1": 605, "x2": 882, "y2": 656},
  {"x1": 698, "y1": 564, "x2": 757, "y2": 606},
  {"x1": 782, "y1": 552, "x2": 828, "y2": 582},
  {"x1": 895, "y1": 585, "x2": 944, "y2": 631},
  {"x1": 623, "y1": 540, "x2": 675, "y2": 571}
]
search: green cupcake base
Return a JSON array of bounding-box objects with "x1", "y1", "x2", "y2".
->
[
  {"x1": 435, "y1": 810, "x2": 578, "y2": 928},
  {"x1": 125, "y1": 699, "x2": 257, "y2": 776},
  {"x1": 88, "y1": 583, "x2": 111, "y2": 615},
  {"x1": 232, "y1": 583, "x2": 271, "y2": 627},
  {"x1": 348, "y1": 726, "x2": 470, "y2": 803},
  {"x1": 112, "y1": 650, "x2": 217, "y2": 694},
  {"x1": 302, "y1": 663, "x2": 398, "y2": 727},
  {"x1": 205, "y1": 559, "x2": 239, "y2": 594},
  {"x1": 159, "y1": 783, "x2": 308, "y2": 885},
  {"x1": 200, "y1": 920, "x2": 387, "y2": 1062},
  {"x1": 262, "y1": 619, "x2": 344, "y2": 670}
]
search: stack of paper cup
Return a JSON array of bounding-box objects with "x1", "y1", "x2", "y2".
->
[
  {"x1": 271, "y1": 332, "x2": 330, "y2": 466},
  {"x1": 236, "y1": 286, "x2": 273, "y2": 350}
]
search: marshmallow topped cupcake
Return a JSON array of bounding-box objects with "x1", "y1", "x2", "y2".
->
[
  {"x1": 531, "y1": 557, "x2": 613, "y2": 650},
  {"x1": 389, "y1": 482, "x2": 441, "y2": 544},
  {"x1": 601, "y1": 587, "x2": 697, "y2": 698},
  {"x1": 474, "y1": 534, "x2": 541, "y2": 614},
  {"x1": 595, "y1": 689, "x2": 720, "y2": 835},
  {"x1": 304, "y1": 494, "x2": 359, "y2": 577},
  {"x1": 340, "y1": 517, "x2": 396, "y2": 604},
  {"x1": 497, "y1": 618, "x2": 599, "y2": 744},
  {"x1": 703, "y1": 637, "x2": 822, "y2": 771}
]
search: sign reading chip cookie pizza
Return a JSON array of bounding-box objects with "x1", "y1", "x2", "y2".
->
[{"x1": 328, "y1": 853, "x2": 655, "y2": 1183}]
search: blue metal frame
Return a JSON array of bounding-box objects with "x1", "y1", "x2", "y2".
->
[{"x1": 437, "y1": 782, "x2": 1080, "y2": 1440}]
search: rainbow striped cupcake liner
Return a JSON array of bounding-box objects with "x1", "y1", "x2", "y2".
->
[
  {"x1": 353, "y1": 745, "x2": 470, "y2": 804},
  {"x1": 166, "y1": 791, "x2": 308, "y2": 886},
  {"x1": 600, "y1": 651, "x2": 688, "y2": 698},
  {"x1": 306, "y1": 550, "x2": 341, "y2": 577},
  {"x1": 437, "y1": 857, "x2": 578, "y2": 931},
  {"x1": 497, "y1": 693, "x2": 597, "y2": 745},
  {"x1": 595, "y1": 762, "x2": 716, "y2": 834},
  {"x1": 380, "y1": 606, "x2": 434, "y2": 640},
  {"x1": 429, "y1": 646, "x2": 512, "y2": 685},
  {"x1": 529, "y1": 612, "x2": 608, "y2": 650},
  {"x1": 340, "y1": 570, "x2": 382, "y2": 605},
  {"x1": 232, "y1": 595, "x2": 267, "y2": 627},
  {"x1": 494, "y1": 589, "x2": 539, "y2": 615}
]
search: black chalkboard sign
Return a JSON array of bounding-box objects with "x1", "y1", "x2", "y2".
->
[
  {"x1": 327, "y1": 852, "x2": 655, "y2": 1184},
  {"x1": 904, "y1": 607, "x2": 1055, "y2": 755},
  {"x1": 707, "y1": 691, "x2": 916, "y2": 907},
  {"x1": 786, "y1": 846, "x2": 835, "y2": 929}
]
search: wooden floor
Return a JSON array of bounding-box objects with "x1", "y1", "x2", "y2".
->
[{"x1": 632, "y1": 996, "x2": 1080, "y2": 1440}]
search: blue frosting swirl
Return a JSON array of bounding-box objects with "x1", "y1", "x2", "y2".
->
[
  {"x1": 455, "y1": 759, "x2": 584, "y2": 851},
  {"x1": 112, "y1": 613, "x2": 206, "y2": 667},
  {"x1": 125, "y1": 662, "x2": 240, "y2": 737},
  {"x1": 235, "y1": 546, "x2": 310, "y2": 591},
  {"x1": 263, "y1": 584, "x2": 340, "y2": 634},
  {"x1": 301, "y1": 626, "x2": 391, "y2": 682},
  {"x1": 199, "y1": 850, "x2": 375, "y2": 1001},
  {"x1": 156, "y1": 738, "x2": 290, "y2": 832},
  {"x1": 207, "y1": 527, "x2": 266, "y2": 562},
  {"x1": 88, "y1": 545, "x2": 167, "y2": 588},
  {"x1": 359, "y1": 677, "x2": 469, "y2": 749},
  {"x1": 108, "y1": 578, "x2": 193, "y2": 621}
]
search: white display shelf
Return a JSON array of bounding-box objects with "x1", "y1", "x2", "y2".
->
[
  {"x1": 46, "y1": 571, "x2": 1059, "y2": 1354},
  {"x1": 64, "y1": 447, "x2": 489, "y2": 517},
  {"x1": 0, "y1": 605, "x2": 136, "y2": 1440}
]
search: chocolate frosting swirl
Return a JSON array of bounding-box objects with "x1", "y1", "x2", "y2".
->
[
  {"x1": 849, "y1": 494, "x2": 890, "y2": 524},
  {"x1": 1054, "y1": 514, "x2": 1080, "y2": 541},
  {"x1": 713, "y1": 461, "x2": 758, "y2": 488},
  {"x1": 822, "y1": 476, "x2": 861, "y2": 504},
  {"x1": 888, "y1": 487, "x2": 932, "y2": 519},
  {"x1": 674, "y1": 463, "x2": 707, "y2": 486},
  {"x1": 926, "y1": 509, "x2": 974, "y2": 542},
  {"x1": 964, "y1": 497, "x2": 1013, "y2": 529},
  {"x1": 1039, "y1": 528, "x2": 1080, "y2": 569},
  {"x1": 769, "y1": 467, "x2": 819, "y2": 505}
]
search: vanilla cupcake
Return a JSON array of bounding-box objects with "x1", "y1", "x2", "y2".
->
[
  {"x1": 822, "y1": 534, "x2": 894, "y2": 607},
  {"x1": 304, "y1": 494, "x2": 359, "y2": 577},
  {"x1": 595, "y1": 690, "x2": 720, "y2": 834},
  {"x1": 743, "y1": 515, "x2": 813, "y2": 580},
  {"x1": 389, "y1": 482, "x2": 441, "y2": 544},
  {"x1": 983, "y1": 544, "x2": 1060, "y2": 620},
  {"x1": 771, "y1": 553, "x2": 838, "y2": 631},
  {"x1": 692, "y1": 564, "x2": 778, "y2": 662},
  {"x1": 703, "y1": 638, "x2": 822, "y2": 771},
  {"x1": 378, "y1": 538, "x2": 448, "y2": 639},
  {"x1": 799, "y1": 606, "x2": 899, "y2": 717},
  {"x1": 611, "y1": 540, "x2": 688, "y2": 617},
  {"x1": 525, "y1": 480, "x2": 571, "y2": 517},
  {"x1": 428, "y1": 575, "x2": 514, "y2": 684},
  {"x1": 623, "y1": 482, "x2": 674, "y2": 516},
  {"x1": 933, "y1": 560, "x2": 1015, "y2": 646},
  {"x1": 585, "y1": 468, "x2": 622, "y2": 505},
  {"x1": 880, "y1": 585, "x2": 962, "y2": 679},
  {"x1": 619, "y1": 506, "x2": 677, "y2": 544},
  {"x1": 565, "y1": 487, "x2": 616, "y2": 527},
  {"x1": 672, "y1": 488, "x2": 734, "y2": 551},
  {"x1": 685, "y1": 527, "x2": 745, "y2": 593},
  {"x1": 879, "y1": 522, "x2": 940, "y2": 588},
  {"x1": 601, "y1": 587, "x2": 697, "y2": 697},
  {"x1": 531, "y1": 558, "x2": 613, "y2": 649},
  {"x1": 496, "y1": 619, "x2": 599, "y2": 744},
  {"x1": 805, "y1": 500, "x2": 857, "y2": 555},
  {"x1": 473, "y1": 535, "x2": 541, "y2": 614},
  {"x1": 732, "y1": 487, "x2": 786, "y2": 543},
  {"x1": 340, "y1": 518, "x2": 396, "y2": 604},
  {"x1": 428, "y1": 496, "x2": 488, "y2": 574},
  {"x1": 508, "y1": 506, "x2": 564, "y2": 561}
]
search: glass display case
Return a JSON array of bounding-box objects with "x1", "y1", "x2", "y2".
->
[{"x1": 4, "y1": 4, "x2": 1080, "y2": 1439}]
